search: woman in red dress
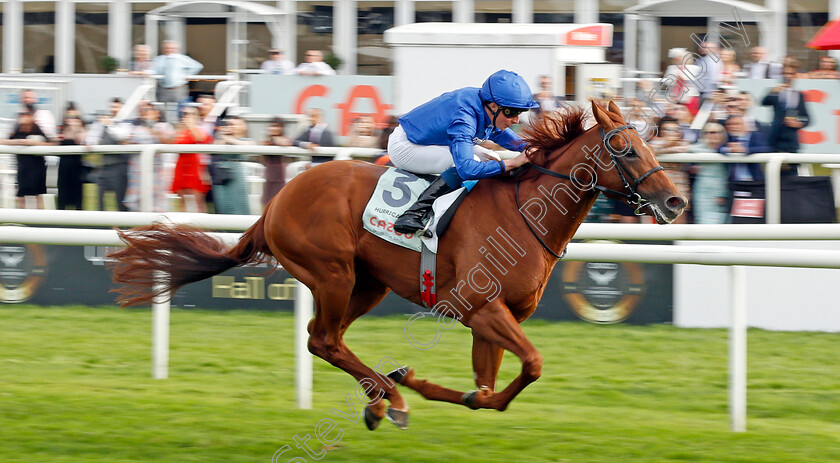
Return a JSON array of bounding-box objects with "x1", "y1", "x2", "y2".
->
[{"x1": 171, "y1": 107, "x2": 211, "y2": 212}]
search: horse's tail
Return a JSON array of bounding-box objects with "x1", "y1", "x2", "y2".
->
[{"x1": 109, "y1": 214, "x2": 271, "y2": 307}]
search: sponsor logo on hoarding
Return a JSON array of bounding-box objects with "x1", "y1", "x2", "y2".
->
[
  {"x1": 294, "y1": 84, "x2": 393, "y2": 136},
  {"x1": 84, "y1": 246, "x2": 120, "y2": 265},
  {"x1": 0, "y1": 243, "x2": 47, "y2": 303},
  {"x1": 559, "y1": 242, "x2": 645, "y2": 324},
  {"x1": 212, "y1": 276, "x2": 298, "y2": 300}
]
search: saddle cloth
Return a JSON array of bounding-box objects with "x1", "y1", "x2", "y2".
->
[{"x1": 363, "y1": 167, "x2": 467, "y2": 253}]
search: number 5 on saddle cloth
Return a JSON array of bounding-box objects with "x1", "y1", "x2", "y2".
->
[{"x1": 362, "y1": 168, "x2": 477, "y2": 308}]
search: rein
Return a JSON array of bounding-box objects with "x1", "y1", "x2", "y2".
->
[{"x1": 514, "y1": 123, "x2": 664, "y2": 260}]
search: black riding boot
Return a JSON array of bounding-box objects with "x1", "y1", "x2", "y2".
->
[{"x1": 393, "y1": 176, "x2": 455, "y2": 236}]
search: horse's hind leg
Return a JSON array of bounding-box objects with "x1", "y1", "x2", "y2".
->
[
  {"x1": 345, "y1": 270, "x2": 410, "y2": 428},
  {"x1": 307, "y1": 275, "x2": 409, "y2": 430},
  {"x1": 262, "y1": 190, "x2": 406, "y2": 428}
]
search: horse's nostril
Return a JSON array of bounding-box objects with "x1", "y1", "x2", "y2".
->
[{"x1": 667, "y1": 196, "x2": 687, "y2": 211}]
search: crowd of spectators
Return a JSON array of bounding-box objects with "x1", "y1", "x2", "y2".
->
[
  {"x1": 590, "y1": 45, "x2": 824, "y2": 224},
  {"x1": 0, "y1": 88, "x2": 388, "y2": 214},
  {"x1": 0, "y1": 41, "x2": 361, "y2": 213}
]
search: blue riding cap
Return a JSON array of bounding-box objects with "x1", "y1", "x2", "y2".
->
[{"x1": 479, "y1": 70, "x2": 539, "y2": 109}]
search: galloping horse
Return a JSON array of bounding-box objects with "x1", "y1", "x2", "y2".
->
[{"x1": 110, "y1": 101, "x2": 686, "y2": 430}]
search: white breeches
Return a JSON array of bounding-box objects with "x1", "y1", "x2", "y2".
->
[{"x1": 387, "y1": 125, "x2": 500, "y2": 175}]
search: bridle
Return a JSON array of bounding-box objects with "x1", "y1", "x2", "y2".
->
[
  {"x1": 514, "y1": 123, "x2": 664, "y2": 259},
  {"x1": 596, "y1": 124, "x2": 664, "y2": 212}
]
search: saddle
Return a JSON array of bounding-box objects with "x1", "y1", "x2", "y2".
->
[{"x1": 362, "y1": 168, "x2": 474, "y2": 308}]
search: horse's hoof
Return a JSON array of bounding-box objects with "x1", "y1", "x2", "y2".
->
[
  {"x1": 462, "y1": 390, "x2": 480, "y2": 410},
  {"x1": 385, "y1": 407, "x2": 409, "y2": 430},
  {"x1": 387, "y1": 365, "x2": 410, "y2": 384},
  {"x1": 364, "y1": 405, "x2": 382, "y2": 431}
]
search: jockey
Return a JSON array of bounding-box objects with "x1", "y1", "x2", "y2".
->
[{"x1": 389, "y1": 69, "x2": 538, "y2": 235}]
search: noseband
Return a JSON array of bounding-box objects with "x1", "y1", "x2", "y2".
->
[{"x1": 514, "y1": 123, "x2": 664, "y2": 259}]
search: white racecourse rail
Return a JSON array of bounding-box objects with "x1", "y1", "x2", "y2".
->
[
  {"x1": 0, "y1": 145, "x2": 839, "y2": 223},
  {"x1": 1, "y1": 211, "x2": 840, "y2": 431},
  {"x1": 0, "y1": 145, "x2": 383, "y2": 211}
]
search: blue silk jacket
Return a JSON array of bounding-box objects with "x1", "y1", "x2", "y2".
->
[{"x1": 398, "y1": 87, "x2": 526, "y2": 179}]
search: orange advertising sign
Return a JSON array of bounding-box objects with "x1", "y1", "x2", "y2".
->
[{"x1": 565, "y1": 25, "x2": 612, "y2": 47}]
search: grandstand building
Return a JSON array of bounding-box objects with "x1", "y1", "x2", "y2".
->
[{"x1": 0, "y1": 0, "x2": 835, "y2": 78}]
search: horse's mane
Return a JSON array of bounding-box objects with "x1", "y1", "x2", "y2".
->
[{"x1": 520, "y1": 104, "x2": 590, "y2": 167}]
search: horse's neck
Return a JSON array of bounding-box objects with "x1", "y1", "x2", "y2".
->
[{"x1": 519, "y1": 131, "x2": 603, "y2": 257}]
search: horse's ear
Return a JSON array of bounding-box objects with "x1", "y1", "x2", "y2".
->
[
  {"x1": 591, "y1": 100, "x2": 613, "y2": 129},
  {"x1": 608, "y1": 100, "x2": 623, "y2": 118}
]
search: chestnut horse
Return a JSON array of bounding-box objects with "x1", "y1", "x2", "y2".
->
[{"x1": 110, "y1": 101, "x2": 685, "y2": 430}]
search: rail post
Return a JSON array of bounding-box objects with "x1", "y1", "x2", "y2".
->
[
  {"x1": 729, "y1": 265, "x2": 747, "y2": 432},
  {"x1": 295, "y1": 280, "x2": 314, "y2": 409},
  {"x1": 152, "y1": 270, "x2": 170, "y2": 379},
  {"x1": 765, "y1": 156, "x2": 785, "y2": 225},
  {"x1": 139, "y1": 145, "x2": 158, "y2": 212}
]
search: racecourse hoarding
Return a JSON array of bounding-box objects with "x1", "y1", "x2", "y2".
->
[{"x1": 2, "y1": 240, "x2": 673, "y2": 325}]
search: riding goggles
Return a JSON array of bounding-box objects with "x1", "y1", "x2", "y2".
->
[{"x1": 499, "y1": 106, "x2": 528, "y2": 118}]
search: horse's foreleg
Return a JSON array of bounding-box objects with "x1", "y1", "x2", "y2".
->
[
  {"x1": 395, "y1": 302, "x2": 539, "y2": 412},
  {"x1": 393, "y1": 369, "x2": 470, "y2": 405},
  {"x1": 472, "y1": 334, "x2": 505, "y2": 391},
  {"x1": 391, "y1": 336, "x2": 506, "y2": 408},
  {"x1": 462, "y1": 300, "x2": 542, "y2": 411}
]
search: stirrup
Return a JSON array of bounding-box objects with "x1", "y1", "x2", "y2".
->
[{"x1": 418, "y1": 214, "x2": 434, "y2": 238}]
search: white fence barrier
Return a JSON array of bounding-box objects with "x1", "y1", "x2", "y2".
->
[
  {"x1": 2, "y1": 212, "x2": 840, "y2": 430},
  {"x1": 0, "y1": 144, "x2": 383, "y2": 212},
  {"x1": 656, "y1": 151, "x2": 840, "y2": 224},
  {"x1": 672, "y1": 240, "x2": 840, "y2": 333},
  {"x1": 5, "y1": 208, "x2": 840, "y2": 239},
  {"x1": 0, "y1": 145, "x2": 839, "y2": 224}
]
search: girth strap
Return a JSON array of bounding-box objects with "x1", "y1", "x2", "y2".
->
[{"x1": 419, "y1": 242, "x2": 437, "y2": 308}]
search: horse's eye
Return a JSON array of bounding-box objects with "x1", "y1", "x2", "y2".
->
[{"x1": 626, "y1": 149, "x2": 638, "y2": 158}]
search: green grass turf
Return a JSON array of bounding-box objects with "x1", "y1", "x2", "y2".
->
[{"x1": 1, "y1": 306, "x2": 838, "y2": 463}]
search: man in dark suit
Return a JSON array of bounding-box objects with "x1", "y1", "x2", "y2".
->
[
  {"x1": 735, "y1": 91, "x2": 766, "y2": 135},
  {"x1": 294, "y1": 108, "x2": 336, "y2": 164},
  {"x1": 720, "y1": 115, "x2": 770, "y2": 182},
  {"x1": 761, "y1": 65, "x2": 810, "y2": 175}
]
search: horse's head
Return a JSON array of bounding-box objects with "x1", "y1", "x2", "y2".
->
[{"x1": 590, "y1": 100, "x2": 687, "y2": 224}]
